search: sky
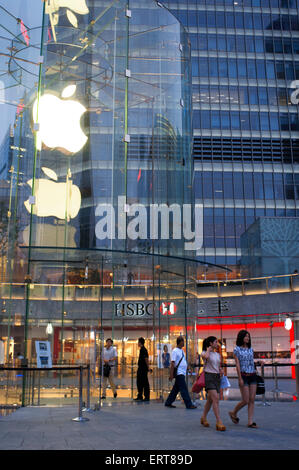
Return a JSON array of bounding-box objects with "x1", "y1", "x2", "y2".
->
[{"x1": 0, "y1": 0, "x2": 44, "y2": 146}]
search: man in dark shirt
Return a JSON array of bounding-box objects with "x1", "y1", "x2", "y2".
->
[{"x1": 134, "y1": 337, "x2": 150, "y2": 402}]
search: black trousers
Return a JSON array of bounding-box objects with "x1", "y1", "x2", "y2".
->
[{"x1": 137, "y1": 368, "x2": 150, "y2": 399}]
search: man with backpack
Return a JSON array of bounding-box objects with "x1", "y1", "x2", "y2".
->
[{"x1": 164, "y1": 336, "x2": 197, "y2": 409}]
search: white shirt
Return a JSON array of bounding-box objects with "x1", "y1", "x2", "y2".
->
[
  {"x1": 171, "y1": 347, "x2": 187, "y2": 376},
  {"x1": 103, "y1": 346, "x2": 117, "y2": 366}
]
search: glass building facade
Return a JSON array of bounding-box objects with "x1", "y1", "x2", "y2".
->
[
  {"x1": 0, "y1": 1, "x2": 298, "y2": 406},
  {"x1": 164, "y1": 0, "x2": 299, "y2": 273},
  {"x1": 0, "y1": 0, "x2": 231, "y2": 404}
]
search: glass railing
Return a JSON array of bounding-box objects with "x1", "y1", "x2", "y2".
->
[
  {"x1": 1, "y1": 361, "x2": 297, "y2": 409},
  {"x1": 0, "y1": 273, "x2": 299, "y2": 301}
]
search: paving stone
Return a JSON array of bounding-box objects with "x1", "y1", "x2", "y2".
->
[{"x1": 0, "y1": 401, "x2": 298, "y2": 450}]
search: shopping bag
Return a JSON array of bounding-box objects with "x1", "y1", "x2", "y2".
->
[
  {"x1": 256, "y1": 374, "x2": 265, "y2": 395},
  {"x1": 220, "y1": 375, "x2": 231, "y2": 389}
]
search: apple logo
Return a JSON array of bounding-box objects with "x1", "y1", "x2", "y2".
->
[
  {"x1": 32, "y1": 84, "x2": 87, "y2": 154},
  {"x1": 24, "y1": 167, "x2": 81, "y2": 220},
  {"x1": 46, "y1": 0, "x2": 89, "y2": 29},
  {"x1": 22, "y1": 223, "x2": 77, "y2": 247}
]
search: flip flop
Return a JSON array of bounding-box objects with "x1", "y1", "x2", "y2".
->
[
  {"x1": 248, "y1": 422, "x2": 258, "y2": 428},
  {"x1": 228, "y1": 411, "x2": 239, "y2": 424}
]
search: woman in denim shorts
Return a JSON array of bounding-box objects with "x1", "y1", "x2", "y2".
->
[
  {"x1": 229, "y1": 330, "x2": 262, "y2": 428},
  {"x1": 200, "y1": 336, "x2": 226, "y2": 431}
]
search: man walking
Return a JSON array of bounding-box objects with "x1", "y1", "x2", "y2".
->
[
  {"x1": 101, "y1": 338, "x2": 117, "y2": 399},
  {"x1": 134, "y1": 337, "x2": 150, "y2": 402},
  {"x1": 165, "y1": 336, "x2": 197, "y2": 409}
]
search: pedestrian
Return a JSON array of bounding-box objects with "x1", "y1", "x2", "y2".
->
[
  {"x1": 134, "y1": 337, "x2": 150, "y2": 402},
  {"x1": 228, "y1": 329, "x2": 262, "y2": 428},
  {"x1": 164, "y1": 336, "x2": 197, "y2": 409},
  {"x1": 200, "y1": 336, "x2": 226, "y2": 431},
  {"x1": 101, "y1": 338, "x2": 117, "y2": 399}
]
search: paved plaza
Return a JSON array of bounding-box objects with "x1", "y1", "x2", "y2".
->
[{"x1": 0, "y1": 399, "x2": 298, "y2": 450}]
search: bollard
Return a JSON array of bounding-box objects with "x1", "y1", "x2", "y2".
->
[
  {"x1": 72, "y1": 366, "x2": 89, "y2": 422},
  {"x1": 83, "y1": 364, "x2": 93, "y2": 412}
]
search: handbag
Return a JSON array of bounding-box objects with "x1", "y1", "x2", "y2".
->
[
  {"x1": 192, "y1": 371, "x2": 205, "y2": 393},
  {"x1": 103, "y1": 363, "x2": 111, "y2": 378},
  {"x1": 220, "y1": 375, "x2": 231, "y2": 389},
  {"x1": 256, "y1": 374, "x2": 265, "y2": 395},
  {"x1": 173, "y1": 352, "x2": 184, "y2": 378}
]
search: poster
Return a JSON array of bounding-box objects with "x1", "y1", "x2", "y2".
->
[
  {"x1": 156, "y1": 343, "x2": 172, "y2": 369},
  {"x1": 35, "y1": 341, "x2": 52, "y2": 368}
]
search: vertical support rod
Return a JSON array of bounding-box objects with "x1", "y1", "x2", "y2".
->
[
  {"x1": 31, "y1": 369, "x2": 35, "y2": 405},
  {"x1": 72, "y1": 366, "x2": 89, "y2": 422},
  {"x1": 86, "y1": 364, "x2": 90, "y2": 409},
  {"x1": 38, "y1": 370, "x2": 41, "y2": 406}
]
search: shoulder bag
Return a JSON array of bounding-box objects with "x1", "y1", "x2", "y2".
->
[{"x1": 192, "y1": 371, "x2": 205, "y2": 393}]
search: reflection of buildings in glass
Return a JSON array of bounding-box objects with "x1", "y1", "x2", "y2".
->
[
  {"x1": 0, "y1": 0, "x2": 197, "y2": 376},
  {"x1": 162, "y1": 0, "x2": 299, "y2": 274},
  {"x1": 0, "y1": 0, "x2": 297, "y2": 396},
  {"x1": 0, "y1": 127, "x2": 13, "y2": 180}
]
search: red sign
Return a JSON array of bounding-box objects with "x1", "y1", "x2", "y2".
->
[{"x1": 160, "y1": 302, "x2": 177, "y2": 315}]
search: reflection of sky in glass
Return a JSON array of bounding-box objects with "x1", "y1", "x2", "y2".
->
[{"x1": 0, "y1": 0, "x2": 43, "y2": 145}]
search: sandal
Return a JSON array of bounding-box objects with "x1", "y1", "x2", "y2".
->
[
  {"x1": 228, "y1": 411, "x2": 239, "y2": 424},
  {"x1": 216, "y1": 422, "x2": 226, "y2": 432},
  {"x1": 200, "y1": 417, "x2": 210, "y2": 427},
  {"x1": 248, "y1": 422, "x2": 258, "y2": 428}
]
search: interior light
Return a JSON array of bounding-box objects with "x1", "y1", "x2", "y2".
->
[
  {"x1": 46, "y1": 322, "x2": 53, "y2": 335},
  {"x1": 284, "y1": 317, "x2": 292, "y2": 331}
]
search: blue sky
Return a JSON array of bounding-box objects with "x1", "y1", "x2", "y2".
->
[{"x1": 0, "y1": 0, "x2": 44, "y2": 145}]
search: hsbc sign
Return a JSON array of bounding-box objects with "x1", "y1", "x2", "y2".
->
[
  {"x1": 115, "y1": 302, "x2": 155, "y2": 317},
  {"x1": 115, "y1": 302, "x2": 177, "y2": 317},
  {"x1": 160, "y1": 302, "x2": 177, "y2": 315}
]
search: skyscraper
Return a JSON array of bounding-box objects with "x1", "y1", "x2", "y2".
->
[{"x1": 164, "y1": 0, "x2": 299, "y2": 274}]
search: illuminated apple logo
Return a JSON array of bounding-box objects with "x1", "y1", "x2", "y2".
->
[
  {"x1": 24, "y1": 167, "x2": 81, "y2": 220},
  {"x1": 46, "y1": 0, "x2": 89, "y2": 29},
  {"x1": 32, "y1": 85, "x2": 87, "y2": 154}
]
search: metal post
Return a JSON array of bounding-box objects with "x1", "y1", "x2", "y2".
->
[
  {"x1": 131, "y1": 358, "x2": 134, "y2": 399},
  {"x1": 296, "y1": 364, "x2": 299, "y2": 399},
  {"x1": 83, "y1": 364, "x2": 93, "y2": 412},
  {"x1": 272, "y1": 364, "x2": 279, "y2": 401},
  {"x1": 72, "y1": 366, "x2": 89, "y2": 422},
  {"x1": 31, "y1": 369, "x2": 35, "y2": 405},
  {"x1": 258, "y1": 364, "x2": 271, "y2": 407},
  {"x1": 37, "y1": 370, "x2": 41, "y2": 406}
]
